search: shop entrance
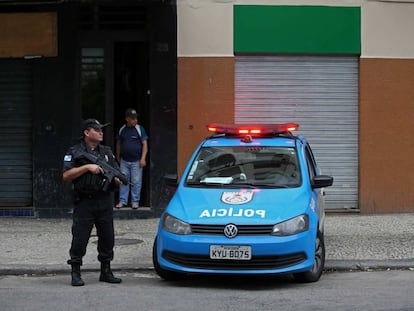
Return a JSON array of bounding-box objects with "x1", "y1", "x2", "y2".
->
[
  {"x1": 79, "y1": 39, "x2": 150, "y2": 207},
  {"x1": 113, "y1": 41, "x2": 150, "y2": 207}
]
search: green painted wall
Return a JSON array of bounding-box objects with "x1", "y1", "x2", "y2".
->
[{"x1": 234, "y1": 5, "x2": 361, "y2": 54}]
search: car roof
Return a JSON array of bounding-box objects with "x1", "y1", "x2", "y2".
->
[
  {"x1": 201, "y1": 136, "x2": 299, "y2": 148},
  {"x1": 201, "y1": 123, "x2": 309, "y2": 148}
]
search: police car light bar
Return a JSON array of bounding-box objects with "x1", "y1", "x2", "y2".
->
[{"x1": 207, "y1": 123, "x2": 299, "y2": 135}]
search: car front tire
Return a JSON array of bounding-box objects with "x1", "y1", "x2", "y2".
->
[
  {"x1": 152, "y1": 238, "x2": 185, "y2": 281},
  {"x1": 293, "y1": 231, "x2": 325, "y2": 283}
]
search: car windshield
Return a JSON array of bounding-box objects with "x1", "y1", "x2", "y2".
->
[{"x1": 185, "y1": 146, "x2": 301, "y2": 188}]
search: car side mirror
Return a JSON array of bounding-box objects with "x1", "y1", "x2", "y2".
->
[
  {"x1": 164, "y1": 174, "x2": 178, "y2": 187},
  {"x1": 311, "y1": 175, "x2": 333, "y2": 189}
]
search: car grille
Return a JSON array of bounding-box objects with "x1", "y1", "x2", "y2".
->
[
  {"x1": 162, "y1": 250, "x2": 307, "y2": 270},
  {"x1": 191, "y1": 224, "x2": 274, "y2": 235}
]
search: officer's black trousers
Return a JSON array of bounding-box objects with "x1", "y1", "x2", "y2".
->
[{"x1": 68, "y1": 193, "x2": 114, "y2": 266}]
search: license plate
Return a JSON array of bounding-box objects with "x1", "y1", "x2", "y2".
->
[{"x1": 210, "y1": 245, "x2": 252, "y2": 260}]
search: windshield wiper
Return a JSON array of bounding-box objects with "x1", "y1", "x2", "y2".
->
[
  {"x1": 234, "y1": 182, "x2": 291, "y2": 188},
  {"x1": 186, "y1": 181, "x2": 241, "y2": 188},
  {"x1": 185, "y1": 182, "x2": 205, "y2": 188}
]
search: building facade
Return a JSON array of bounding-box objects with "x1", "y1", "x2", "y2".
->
[
  {"x1": 0, "y1": 0, "x2": 413, "y2": 216},
  {"x1": 0, "y1": 0, "x2": 177, "y2": 217},
  {"x1": 177, "y1": 0, "x2": 414, "y2": 214}
]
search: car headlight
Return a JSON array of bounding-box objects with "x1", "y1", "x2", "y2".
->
[
  {"x1": 272, "y1": 214, "x2": 309, "y2": 236},
  {"x1": 162, "y1": 213, "x2": 192, "y2": 235}
]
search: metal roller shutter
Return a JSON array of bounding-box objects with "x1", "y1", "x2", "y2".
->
[
  {"x1": 0, "y1": 61, "x2": 33, "y2": 207},
  {"x1": 235, "y1": 55, "x2": 358, "y2": 210}
]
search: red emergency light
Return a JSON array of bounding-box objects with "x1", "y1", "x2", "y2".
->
[{"x1": 207, "y1": 123, "x2": 299, "y2": 136}]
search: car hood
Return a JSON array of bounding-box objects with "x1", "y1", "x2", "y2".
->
[{"x1": 166, "y1": 186, "x2": 311, "y2": 225}]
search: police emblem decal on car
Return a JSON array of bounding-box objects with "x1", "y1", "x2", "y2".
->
[
  {"x1": 223, "y1": 224, "x2": 238, "y2": 238},
  {"x1": 221, "y1": 192, "x2": 254, "y2": 205}
]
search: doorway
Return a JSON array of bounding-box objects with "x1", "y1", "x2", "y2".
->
[
  {"x1": 113, "y1": 41, "x2": 150, "y2": 207},
  {"x1": 80, "y1": 40, "x2": 150, "y2": 207}
]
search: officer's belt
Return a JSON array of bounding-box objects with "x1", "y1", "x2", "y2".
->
[{"x1": 77, "y1": 192, "x2": 110, "y2": 200}]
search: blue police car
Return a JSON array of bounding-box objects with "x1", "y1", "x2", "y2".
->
[{"x1": 153, "y1": 123, "x2": 333, "y2": 282}]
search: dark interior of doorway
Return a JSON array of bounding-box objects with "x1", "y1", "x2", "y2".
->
[{"x1": 113, "y1": 41, "x2": 149, "y2": 207}]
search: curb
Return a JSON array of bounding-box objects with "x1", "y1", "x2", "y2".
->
[
  {"x1": 325, "y1": 259, "x2": 414, "y2": 271},
  {"x1": 1, "y1": 260, "x2": 413, "y2": 276}
]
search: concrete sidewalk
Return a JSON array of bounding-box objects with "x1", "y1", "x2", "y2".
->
[{"x1": 0, "y1": 213, "x2": 413, "y2": 275}]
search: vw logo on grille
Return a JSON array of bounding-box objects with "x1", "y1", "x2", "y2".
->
[{"x1": 223, "y1": 224, "x2": 238, "y2": 238}]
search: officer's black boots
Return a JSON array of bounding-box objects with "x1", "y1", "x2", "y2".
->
[
  {"x1": 99, "y1": 262, "x2": 122, "y2": 284},
  {"x1": 70, "y1": 262, "x2": 121, "y2": 286},
  {"x1": 71, "y1": 264, "x2": 85, "y2": 286}
]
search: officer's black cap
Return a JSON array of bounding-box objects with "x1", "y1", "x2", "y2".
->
[{"x1": 82, "y1": 119, "x2": 110, "y2": 131}]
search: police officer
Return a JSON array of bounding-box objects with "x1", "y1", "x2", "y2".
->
[{"x1": 63, "y1": 119, "x2": 123, "y2": 286}]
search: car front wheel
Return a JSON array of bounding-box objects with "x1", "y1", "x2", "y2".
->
[
  {"x1": 293, "y1": 231, "x2": 325, "y2": 283},
  {"x1": 152, "y1": 238, "x2": 185, "y2": 281}
]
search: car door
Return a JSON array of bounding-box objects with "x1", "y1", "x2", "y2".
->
[{"x1": 304, "y1": 142, "x2": 326, "y2": 233}]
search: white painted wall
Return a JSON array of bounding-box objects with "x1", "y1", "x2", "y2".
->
[
  {"x1": 362, "y1": 1, "x2": 414, "y2": 58},
  {"x1": 177, "y1": 0, "x2": 233, "y2": 56},
  {"x1": 177, "y1": 0, "x2": 414, "y2": 59}
]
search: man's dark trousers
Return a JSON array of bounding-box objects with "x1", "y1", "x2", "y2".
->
[{"x1": 68, "y1": 193, "x2": 114, "y2": 265}]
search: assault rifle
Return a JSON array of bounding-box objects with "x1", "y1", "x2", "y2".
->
[{"x1": 74, "y1": 150, "x2": 128, "y2": 191}]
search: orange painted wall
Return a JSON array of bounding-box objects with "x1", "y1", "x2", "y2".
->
[
  {"x1": 360, "y1": 58, "x2": 414, "y2": 213},
  {"x1": 177, "y1": 57, "x2": 234, "y2": 177},
  {"x1": 177, "y1": 57, "x2": 414, "y2": 213}
]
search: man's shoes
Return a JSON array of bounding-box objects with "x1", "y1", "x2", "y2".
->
[
  {"x1": 131, "y1": 203, "x2": 139, "y2": 210},
  {"x1": 99, "y1": 262, "x2": 122, "y2": 284},
  {"x1": 71, "y1": 264, "x2": 85, "y2": 286},
  {"x1": 115, "y1": 202, "x2": 125, "y2": 209}
]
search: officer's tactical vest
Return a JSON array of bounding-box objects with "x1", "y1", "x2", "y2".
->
[
  {"x1": 73, "y1": 172, "x2": 105, "y2": 195},
  {"x1": 73, "y1": 148, "x2": 107, "y2": 195}
]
